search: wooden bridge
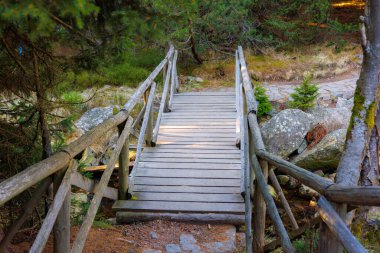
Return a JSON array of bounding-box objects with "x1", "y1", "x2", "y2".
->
[
  {"x1": 113, "y1": 91, "x2": 245, "y2": 220},
  {"x1": 0, "y1": 44, "x2": 379, "y2": 253}
]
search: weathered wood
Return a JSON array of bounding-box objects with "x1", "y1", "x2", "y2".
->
[
  {"x1": 133, "y1": 192, "x2": 243, "y2": 202},
  {"x1": 141, "y1": 152, "x2": 240, "y2": 158},
  {"x1": 129, "y1": 83, "x2": 157, "y2": 191},
  {"x1": 118, "y1": 121, "x2": 130, "y2": 200},
  {"x1": 53, "y1": 167, "x2": 71, "y2": 253},
  {"x1": 140, "y1": 158, "x2": 239, "y2": 164},
  {"x1": 317, "y1": 197, "x2": 367, "y2": 253},
  {"x1": 71, "y1": 171, "x2": 118, "y2": 200},
  {"x1": 253, "y1": 159, "x2": 269, "y2": 253},
  {"x1": 157, "y1": 137, "x2": 236, "y2": 142},
  {"x1": 174, "y1": 50, "x2": 179, "y2": 92},
  {"x1": 237, "y1": 46, "x2": 257, "y2": 114},
  {"x1": 135, "y1": 177, "x2": 240, "y2": 187},
  {"x1": 30, "y1": 161, "x2": 77, "y2": 253},
  {"x1": 0, "y1": 46, "x2": 174, "y2": 206},
  {"x1": 169, "y1": 50, "x2": 178, "y2": 109},
  {"x1": 325, "y1": 185, "x2": 380, "y2": 206},
  {"x1": 144, "y1": 87, "x2": 154, "y2": 146},
  {"x1": 132, "y1": 104, "x2": 146, "y2": 130},
  {"x1": 113, "y1": 200, "x2": 244, "y2": 213},
  {"x1": 251, "y1": 155, "x2": 295, "y2": 253},
  {"x1": 71, "y1": 117, "x2": 133, "y2": 253},
  {"x1": 257, "y1": 150, "x2": 333, "y2": 194},
  {"x1": 0, "y1": 178, "x2": 51, "y2": 252},
  {"x1": 153, "y1": 59, "x2": 173, "y2": 144},
  {"x1": 136, "y1": 168, "x2": 240, "y2": 179},
  {"x1": 134, "y1": 185, "x2": 241, "y2": 194},
  {"x1": 138, "y1": 162, "x2": 239, "y2": 170},
  {"x1": 269, "y1": 168, "x2": 299, "y2": 230},
  {"x1": 116, "y1": 212, "x2": 245, "y2": 224}
]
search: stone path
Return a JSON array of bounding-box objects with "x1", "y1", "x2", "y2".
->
[
  {"x1": 142, "y1": 226, "x2": 240, "y2": 253},
  {"x1": 263, "y1": 74, "x2": 358, "y2": 102}
]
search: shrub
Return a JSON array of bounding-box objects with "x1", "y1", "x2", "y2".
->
[
  {"x1": 288, "y1": 76, "x2": 319, "y2": 111},
  {"x1": 254, "y1": 85, "x2": 272, "y2": 117}
]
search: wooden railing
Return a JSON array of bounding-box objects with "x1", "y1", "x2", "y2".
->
[
  {"x1": 0, "y1": 44, "x2": 179, "y2": 253},
  {"x1": 236, "y1": 46, "x2": 380, "y2": 253}
]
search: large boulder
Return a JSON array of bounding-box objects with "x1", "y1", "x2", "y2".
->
[
  {"x1": 309, "y1": 108, "x2": 351, "y2": 133},
  {"x1": 261, "y1": 109, "x2": 315, "y2": 157},
  {"x1": 75, "y1": 106, "x2": 117, "y2": 132},
  {"x1": 292, "y1": 129, "x2": 346, "y2": 172}
]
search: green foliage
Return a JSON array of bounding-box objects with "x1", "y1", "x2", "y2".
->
[
  {"x1": 293, "y1": 228, "x2": 319, "y2": 253},
  {"x1": 288, "y1": 76, "x2": 319, "y2": 111},
  {"x1": 61, "y1": 91, "x2": 83, "y2": 103},
  {"x1": 254, "y1": 85, "x2": 272, "y2": 117},
  {"x1": 102, "y1": 62, "x2": 150, "y2": 87}
]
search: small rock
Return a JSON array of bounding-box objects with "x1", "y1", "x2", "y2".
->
[
  {"x1": 277, "y1": 175, "x2": 290, "y2": 186},
  {"x1": 297, "y1": 139, "x2": 308, "y2": 154},
  {"x1": 326, "y1": 173, "x2": 336, "y2": 182},
  {"x1": 165, "y1": 244, "x2": 181, "y2": 253},
  {"x1": 288, "y1": 177, "x2": 301, "y2": 189},
  {"x1": 367, "y1": 207, "x2": 380, "y2": 229},
  {"x1": 313, "y1": 170, "x2": 324, "y2": 177},
  {"x1": 179, "y1": 234, "x2": 202, "y2": 252},
  {"x1": 195, "y1": 77, "x2": 204, "y2": 83},
  {"x1": 149, "y1": 231, "x2": 158, "y2": 239},
  {"x1": 299, "y1": 184, "x2": 319, "y2": 198}
]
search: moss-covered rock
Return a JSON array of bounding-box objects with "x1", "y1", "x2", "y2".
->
[{"x1": 292, "y1": 129, "x2": 346, "y2": 172}]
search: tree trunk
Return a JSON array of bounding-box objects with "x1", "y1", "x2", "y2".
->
[
  {"x1": 321, "y1": 1, "x2": 380, "y2": 252},
  {"x1": 32, "y1": 48, "x2": 52, "y2": 159},
  {"x1": 188, "y1": 19, "x2": 203, "y2": 64}
]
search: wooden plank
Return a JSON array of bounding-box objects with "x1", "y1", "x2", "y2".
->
[
  {"x1": 171, "y1": 108, "x2": 236, "y2": 112},
  {"x1": 138, "y1": 162, "x2": 240, "y2": 170},
  {"x1": 133, "y1": 192, "x2": 243, "y2": 203},
  {"x1": 135, "y1": 177, "x2": 240, "y2": 186},
  {"x1": 143, "y1": 148, "x2": 240, "y2": 154},
  {"x1": 141, "y1": 152, "x2": 240, "y2": 159},
  {"x1": 157, "y1": 132, "x2": 236, "y2": 138},
  {"x1": 153, "y1": 144, "x2": 238, "y2": 149},
  {"x1": 113, "y1": 200, "x2": 244, "y2": 213},
  {"x1": 139, "y1": 157, "x2": 240, "y2": 164},
  {"x1": 158, "y1": 129, "x2": 236, "y2": 133},
  {"x1": 175, "y1": 92, "x2": 234, "y2": 96},
  {"x1": 162, "y1": 119, "x2": 235, "y2": 123},
  {"x1": 163, "y1": 115, "x2": 236, "y2": 119},
  {"x1": 157, "y1": 141, "x2": 235, "y2": 146},
  {"x1": 163, "y1": 112, "x2": 236, "y2": 116},
  {"x1": 134, "y1": 185, "x2": 241, "y2": 194},
  {"x1": 71, "y1": 171, "x2": 118, "y2": 200},
  {"x1": 159, "y1": 125, "x2": 235, "y2": 129},
  {"x1": 136, "y1": 169, "x2": 240, "y2": 179},
  {"x1": 157, "y1": 137, "x2": 236, "y2": 142},
  {"x1": 116, "y1": 212, "x2": 244, "y2": 224}
]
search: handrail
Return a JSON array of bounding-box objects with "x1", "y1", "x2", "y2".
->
[
  {"x1": 128, "y1": 82, "x2": 157, "y2": 193},
  {"x1": 169, "y1": 50, "x2": 179, "y2": 110},
  {"x1": 0, "y1": 45, "x2": 174, "y2": 206},
  {"x1": 237, "y1": 46, "x2": 294, "y2": 253},
  {"x1": 237, "y1": 45, "x2": 379, "y2": 253},
  {"x1": 0, "y1": 45, "x2": 176, "y2": 253}
]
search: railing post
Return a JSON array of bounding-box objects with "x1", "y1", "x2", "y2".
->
[
  {"x1": 118, "y1": 122, "x2": 130, "y2": 200},
  {"x1": 319, "y1": 202, "x2": 345, "y2": 253},
  {"x1": 253, "y1": 159, "x2": 268, "y2": 253},
  {"x1": 53, "y1": 168, "x2": 70, "y2": 253},
  {"x1": 144, "y1": 86, "x2": 154, "y2": 146},
  {"x1": 164, "y1": 58, "x2": 172, "y2": 113}
]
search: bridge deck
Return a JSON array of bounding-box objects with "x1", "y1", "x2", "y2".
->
[{"x1": 113, "y1": 92, "x2": 244, "y2": 220}]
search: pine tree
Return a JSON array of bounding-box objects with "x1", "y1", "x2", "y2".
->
[
  {"x1": 254, "y1": 85, "x2": 272, "y2": 117},
  {"x1": 288, "y1": 76, "x2": 319, "y2": 111}
]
